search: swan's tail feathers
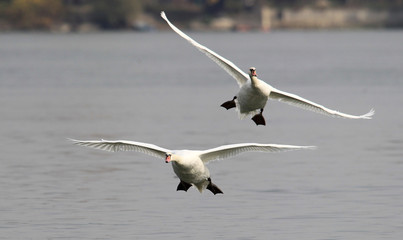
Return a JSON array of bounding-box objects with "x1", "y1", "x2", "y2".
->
[
  {"x1": 206, "y1": 178, "x2": 224, "y2": 195},
  {"x1": 176, "y1": 181, "x2": 192, "y2": 192},
  {"x1": 361, "y1": 108, "x2": 375, "y2": 119}
]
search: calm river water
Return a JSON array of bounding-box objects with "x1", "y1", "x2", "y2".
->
[{"x1": 0, "y1": 30, "x2": 402, "y2": 239}]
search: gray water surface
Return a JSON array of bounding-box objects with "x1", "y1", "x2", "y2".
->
[{"x1": 0, "y1": 31, "x2": 402, "y2": 239}]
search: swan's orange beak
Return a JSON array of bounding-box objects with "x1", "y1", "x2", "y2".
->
[
  {"x1": 251, "y1": 69, "x2": 257, "y2": 76},
  {"x1": 165, "y1": 155, "x2": 171, "y2": 163}
]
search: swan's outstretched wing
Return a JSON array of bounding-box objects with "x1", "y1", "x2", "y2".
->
[
  {"x1": 199, "y1": 143, "x2": 315, "y2": 163},
  {"x1": 70, "y1": 139, "x2": 170, "y2": 159},
  {"x1": 269, "y1": 88, "x2": 374, "y2": 119},
  {"x1": 161, "y1": 11, "x2": 249, "y2": 87}
]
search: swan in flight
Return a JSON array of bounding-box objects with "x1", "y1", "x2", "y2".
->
[
  {"x1": 70, "y1": 139, "x2": 315, "y2": 195},
  {"x1": 161, "y1": 11, "x2": 374, "y2": 126}
]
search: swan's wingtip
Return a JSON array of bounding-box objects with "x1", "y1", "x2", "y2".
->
[
  {"x1": 68, "y1": 138, "x2": 83, "y2": 145},
  {"x1": 161, "y1": 11, "x2": 167, "y2": 19},
  {"x1": 363, "y1": 108, "x2": 375, "y2": 119}
]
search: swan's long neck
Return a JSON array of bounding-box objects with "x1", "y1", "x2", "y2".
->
[
  {"x1": 250, "y1": 76, "x2": 260, "y2": 87},
  {"x1": 170, "y1": 154, "x2": 184, "y2": 164},
  {"x1": 250, "y1": 75, "x2": 271, "y2": 97}
]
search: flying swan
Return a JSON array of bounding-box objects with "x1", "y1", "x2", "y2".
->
[
  {"x1": 161, "y1": 11, "x2": 374, "y2": 126},
  {"x1": 70, "y1": 139, "x2": 315, "y2": 195}
]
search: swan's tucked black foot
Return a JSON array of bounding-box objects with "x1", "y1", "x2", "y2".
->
[
  {"x1": 252, "y1": 109, "x2": 266, "y2": 126},
  {"x1": 177, "y1": 180, "x2": 192, "y2": 192},
  {"x1": 220, "y1": 96, "x2": 237, "y2": 110},
  {"x1": 206, "y1": 178, "x2": 223, "y2": 195}
]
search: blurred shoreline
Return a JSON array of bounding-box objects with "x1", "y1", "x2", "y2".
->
[{"x1": 1, "y1": 0, "x2": 403, "y2": 33}]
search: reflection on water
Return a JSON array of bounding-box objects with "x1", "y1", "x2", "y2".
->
[{"x1": 0, "y1": 31, "x2": 402, "y2": 239}]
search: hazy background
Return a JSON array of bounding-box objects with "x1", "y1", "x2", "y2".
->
[
  {"x1": 1, "y1": 0, "x2": 403, "y2": 32},
  {"x1": 1, "y1": 1, "x2": 403, "y2": 240}
]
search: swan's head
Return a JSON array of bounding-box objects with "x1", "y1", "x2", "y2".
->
[
  {"x1": 165, "y1": 153, "x2": 181, "y2": 163},
  {"x1": 165, "y1": 153, "x2": 172, "y2": 163},
  {"x1": 165, "y1": 152, "x2": 185, "y2": 164},
  {"x1": 249, "y1": 67, "x2": 257, "y2": 77}
]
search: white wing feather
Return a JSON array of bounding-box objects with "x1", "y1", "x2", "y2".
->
[
  {"x1": 69, "y1": 139, "x2": 170, "y2": 159},
  {"x1": 270, "y1": 88, "x2": 375, "y2": 119},
  {"x1": 199, "y1": 143, "x2": 315, "y2": 163},
  {"x1": 161, "y1": 11, "x2": 249, "y2": 87}
]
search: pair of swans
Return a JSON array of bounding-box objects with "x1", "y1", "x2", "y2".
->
[{"x1": 71, "y1": 12, "x2": 374, "y2": 195}]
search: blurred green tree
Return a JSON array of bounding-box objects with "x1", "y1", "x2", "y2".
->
[
  {"x1": 91, "y1": 0, "x2": 141, "y2": 29},
  {"x1": 7, "y1": 0, "x2": 63, "y2": 29}
]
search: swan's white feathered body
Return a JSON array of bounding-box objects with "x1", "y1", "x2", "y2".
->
[
  {"x1": 71, "y1": 139, "x2": 315, "y2": 194},
  {"x1": 160, "y1": 11, "x2": 374, "y2": 125},
  {"x1": 236, "y1": 76, "x2": 271, "y2": 117}
]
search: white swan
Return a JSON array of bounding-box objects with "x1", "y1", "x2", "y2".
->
[
  {"x1": 161, "y1": 11, "x2": 374, "y2": 126},
  {"x1": 70, "y1": 139, "x2": 315, "y2": 195}
]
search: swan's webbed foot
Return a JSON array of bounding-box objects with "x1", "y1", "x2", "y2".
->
[
  {"x1": 220, "y1": 96, "x2": 237, "y2": 110},
  {"x1": 206, "y1": 178, "x2": 223, "y2": 195},
  {"x1": 251, "y1": 109, "x2": 266, "y2": 126},
  {"x1": 177, "y1": 180, "x2": 192, "y2": 192}
]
